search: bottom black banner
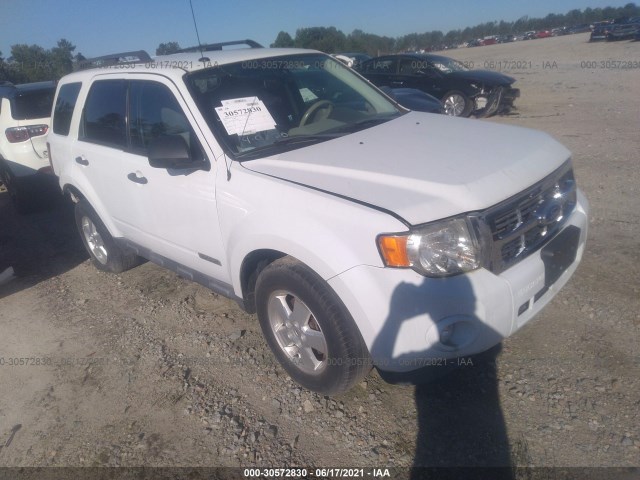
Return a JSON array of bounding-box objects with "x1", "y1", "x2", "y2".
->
[{"x1": 0, "y1": 467, "x2": 637, "y2": 480}]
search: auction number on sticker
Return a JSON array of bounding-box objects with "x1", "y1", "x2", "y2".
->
[{"x1": 224, "y1": 106, "x2": 262, "y2": 117}]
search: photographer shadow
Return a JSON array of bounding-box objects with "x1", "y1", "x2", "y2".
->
[{"x1": 371, "y1": 276, "x2": 513, "y2": 479}]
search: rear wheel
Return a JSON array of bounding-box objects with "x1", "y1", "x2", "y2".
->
[
  {"x1": 255, "y1": 257, "x2": 371, "y2": 395},
  {"x1": 442, "y1": 91, "x2": 472, "y2": 117},
  {"x1": 75, "y1": 200, "x2": 140, "y2": 273}
]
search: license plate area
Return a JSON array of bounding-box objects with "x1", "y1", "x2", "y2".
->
[{"x1": 541, "y1": 225, "x2": 580, "y2": 287}]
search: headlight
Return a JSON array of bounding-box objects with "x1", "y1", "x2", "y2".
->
[{"x1": 377, "y1": 216, "x2": 483, "y2": 277}]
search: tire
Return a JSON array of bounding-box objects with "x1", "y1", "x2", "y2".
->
[
  {"x1": 255, "y1": 257, "x2": 371, "y2": 395},
  {"x1": 74, "y1": 200, "x2": 140, "y2": 273},
  {"x1": 442, "y1": 91, "x2": 473, "y2": 117}
]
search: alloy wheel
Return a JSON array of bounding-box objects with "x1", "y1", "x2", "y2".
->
[
  {"x1": 81, "y1": 216, "x2": 108, "y2": 265},
  {"x1": 267, "y1": 290, "x2": 328, "y2": 375}
]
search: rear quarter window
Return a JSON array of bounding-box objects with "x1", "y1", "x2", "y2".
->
[{"x1": 53, "y1": 83, "x2": 82, "y2": 136}]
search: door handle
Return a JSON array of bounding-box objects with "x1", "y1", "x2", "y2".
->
[
  {"x1": 75, "y1": 156, "x2": 89, "y2": 166},
  {"x1": 390, "y1": 81, "x2": 404, "y2": 86},
  {"x1": 127, "y1": 172, "x2": 148, "y2": 185}
]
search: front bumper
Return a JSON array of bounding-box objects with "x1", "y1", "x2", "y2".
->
[
  {"x1": 475, "y1": 86, "x2": 520, "y2": 117},
  {"x1": 328, "y1": 190, "x2": 588, "y2": 373}
]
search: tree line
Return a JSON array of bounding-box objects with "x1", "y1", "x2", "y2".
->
[
  {"x1": 272, "y1": 2, "x2": 640, "y2": 54},
  {"x1": 2, "y1": 3, "x2": 638, "y2": 84},
  {"x1": 0, "y1": 39, "x2": 84, "y2": 84}
]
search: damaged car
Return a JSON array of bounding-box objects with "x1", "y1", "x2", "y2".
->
[{"x1": 357, "y1": 53, "x2": 519, "y2": 117}]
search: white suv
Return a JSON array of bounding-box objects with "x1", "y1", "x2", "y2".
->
[
  {"x1": 0, "y1": 81, "x2": 57, "y2": 212},
  {"x1": 48, "y1": 44, "x2": 589, "y2": 394}
]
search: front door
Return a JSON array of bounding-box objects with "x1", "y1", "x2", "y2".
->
[{"x1": 118, "y1": 78, "x2": 228, "y2": 281}]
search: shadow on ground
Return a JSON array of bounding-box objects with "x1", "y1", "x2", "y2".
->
[
  {"x1": 0, "y1": 189, "x2": 87, "y2": 299},
  {"x1": 371, "y1": 276, "x2": 514, "y2": 479}
]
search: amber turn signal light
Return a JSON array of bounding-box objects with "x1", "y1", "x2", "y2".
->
[{"x1": 378, "y1": 235, "x2": 410, "y2": 267}]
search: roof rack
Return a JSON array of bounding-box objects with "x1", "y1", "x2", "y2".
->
[
  {"x1": 74, "y1": 50, "x2": 152, "y2": 71},
  {"x1": 176, "y1": 39, "x2": 263, "y2": 53}
]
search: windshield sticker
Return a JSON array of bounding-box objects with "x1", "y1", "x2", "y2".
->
[
  {"x1": 299, "y1": 88, "x2": 318, "y2": 103},
  {"x1": 215, "y1": 97, "x2": 276, "y2": 136}
]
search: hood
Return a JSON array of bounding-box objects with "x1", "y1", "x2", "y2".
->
[
  {"x1": 448, "y1": 69, "x2": 515, "y2": 86},
  {"x1": 240, "y1": 112, "x2": 571, "y2": 225}
]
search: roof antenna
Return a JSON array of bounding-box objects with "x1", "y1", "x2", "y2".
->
[{"x1": 189, "y1": 0, "x2": 206, "y2": 61}]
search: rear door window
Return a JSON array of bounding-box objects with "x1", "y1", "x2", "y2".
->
[{"x1": 81, "y1": 80, "x2": 127, "y2": 147}]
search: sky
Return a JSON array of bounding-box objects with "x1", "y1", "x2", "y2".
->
[{"x1": 0, "y1": 0, "x2": 633, "y2": 58}]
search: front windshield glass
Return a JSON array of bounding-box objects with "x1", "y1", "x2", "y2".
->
[
  {"x1": 430, "y1": 57, "x2": 469, "y2": 74},
  {"x1": 185, "y1": 53, "x2": 403, "y2": 159}
]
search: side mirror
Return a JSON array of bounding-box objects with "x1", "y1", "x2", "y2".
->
[{"x1": 148, "y1": 135, "x2": 195, "y2": 169}]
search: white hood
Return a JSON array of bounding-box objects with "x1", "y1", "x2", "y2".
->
[{"x1": 241, "y1": 112, "x2": 571, "y2": 225}]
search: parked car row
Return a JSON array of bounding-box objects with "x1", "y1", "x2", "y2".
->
[{"x1": 462, "y1": 22, "x2": 615, "y2": 47}]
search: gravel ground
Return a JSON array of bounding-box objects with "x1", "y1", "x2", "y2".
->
[{"x1": 0, "y1": 33, "x2": 638, "y2": 478}]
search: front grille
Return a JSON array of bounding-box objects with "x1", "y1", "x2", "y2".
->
[{"x1": 481, "y1": 161, "x2": 577, "y2": 273}]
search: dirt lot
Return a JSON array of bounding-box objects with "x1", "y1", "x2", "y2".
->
[{"x1": 0, "y1": 33, "x2": 638, "y2": 477}]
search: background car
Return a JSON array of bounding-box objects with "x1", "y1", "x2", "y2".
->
[
  {"x1": 333, "y1": 52, "x2": 371, "y2": 68},
  {"x1": 497, "y1": 34, "x2": 515, "y2": 43},
  {"x1": 567, "y1": 24, "x2": 592, "y2": 34},
  {"x1": 356, "y1": 54, "x2": 519, "y2": 117},
  {"x1": 0, "y1": 81, "x2": 57, "y2": 213},
  {"x1": 590, "y1": 25, "x2": 609, "y2": 41},
  {"x1": 605, "y1": 17, "x2": 640, "y2": 41}
]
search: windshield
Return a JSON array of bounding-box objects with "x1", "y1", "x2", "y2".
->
[
  {"x1": 185, "y1": 53, "x2": 403, "y2": 159},
  {"x1": 430, "y1": 57, "x2": 469, "y2": 74}
]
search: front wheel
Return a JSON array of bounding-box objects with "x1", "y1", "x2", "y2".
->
[
  {"x1": 74, "y1": 200, "x2": 140, "y2": 273},
  {"x1": 255, "y1": 257, "x2": 371, "y2": 395},
  {"x1": 442, "y1": 91, "x2": 472, "y2": 117}
]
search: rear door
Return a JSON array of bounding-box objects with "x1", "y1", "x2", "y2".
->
[{"x1": 72, "y1": 79, "x2": 133, "y2": 226}]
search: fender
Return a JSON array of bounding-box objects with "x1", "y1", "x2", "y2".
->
[{"x1": 218, "y1": 164, "x2": 407, "y2": 297}]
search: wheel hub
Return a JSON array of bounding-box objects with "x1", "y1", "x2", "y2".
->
[
  {"x1": 81, "y1": 216, "x2": 109, "y2": 265},
  {"x1": 444, "y1": 94, "x2": 466, "y2": 116},
  {"x1": 267, "y1": 291, "x2": 328, "y2": 375}
]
